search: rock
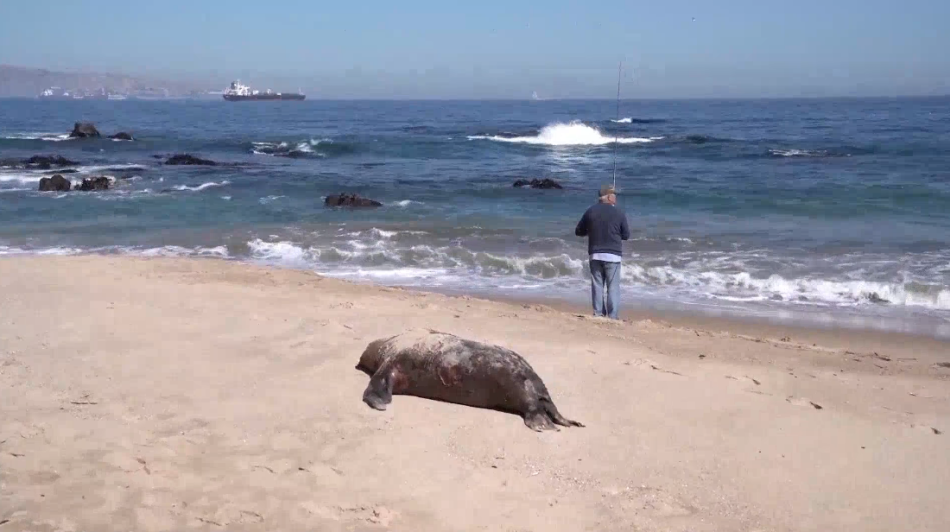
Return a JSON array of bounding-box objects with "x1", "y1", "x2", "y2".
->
[
  {"x1": 165, "y1": 154, "x2": 217, "y2": 166},
  {"x1": 77, "y1": 176, "x2": 111, "y2": 191},
  {"x1": 513, "y1": 178, "x2": 563, "y2": 190},
  {"x1": 38, "y1": 174, "x2": 71, "y2": 192},
  {"x1": 324, "y1": 193, "x2": 383, "y2": 208},
  {"x1": 24, "y1": 155, "x2": 78, "y2": 168},
  {"x1": 109, "y1": 132, "x2": 134, "y2": 141},
  {"x1": 69, "y1": 122, "x2": 101, "y2": 138}
]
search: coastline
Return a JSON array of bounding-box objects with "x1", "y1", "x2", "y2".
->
[
  {"x1": 2, "y1": 254, "x2": 948, "y2": 531},
  {"x1": 332, "y1": 274, "x2": 950, "y2": 342}
]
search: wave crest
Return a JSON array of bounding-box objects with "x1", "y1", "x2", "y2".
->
[
  {"x1": 251, "y1": 138, "x2": 354, "y2": 158},
  {"x1": 468, "y1": 121, "x2": 662, "y2": 146},
  {"x1": 172, "y1": 180, "x2": 230, "y2": 192}
]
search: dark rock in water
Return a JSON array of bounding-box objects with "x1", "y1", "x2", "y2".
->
[
  {"x1": 165, "y1": 154, "x2": 217, "y2": 166},
  {"x1": 78, "y1": 176, "x2": 111, "y2": 191},
  {"x1": 866, "y1": 292, "x2": 889, "y2": 304},
  {"x1": 513, "y1": 178, "x2": 563, "y2": 190},
  {"x1": 69, "y1": 122, "x2": 101, "y2": 138},
  {"x1": 325, "y1": 193, "x2": 383, "y2": 208},
  {"x1": 38, "y1": 174, "x2": 72, "y2": 192},
  {"x1": 109, "y1": 132, "x2": 134, "y2": 141},
  {"x1": 151, "y1": 154, "x2": 164, "y2": 159},
  {"x1": 24, "y1": 155, "x2": 78, "y2": 168}
]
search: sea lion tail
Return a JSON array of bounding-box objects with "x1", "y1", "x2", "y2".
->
[{"x1": 541, "y1": 397, "x2": 584, "y2": 428}]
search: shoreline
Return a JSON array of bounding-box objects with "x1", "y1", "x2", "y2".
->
[
  {"x1": 2, "y1": 254, "x2": 948, "y2": 531},
  {"x1": 484, "y1": 290, "x2": 950, "y2": 353},
  {"x1": 2, "y1": 248, "x2": 947, "y2": 341},
  {"x1": 310, "y1": 270, "x2": 950, "y2": 342}
]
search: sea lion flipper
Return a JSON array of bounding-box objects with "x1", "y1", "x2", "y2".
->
[
  {"x1": 541, "y1": 397, "x2": 585, "y2": 428},
  {"x1": 524, "y1": 410, "x2": 559, "y2": 432},
  {"x1": 363, "y1": 365, "x2": 396, "y2": 411}
]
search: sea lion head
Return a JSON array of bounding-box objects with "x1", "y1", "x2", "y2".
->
[
  {"x1": 355, "y1": 336, "x2": 394, "y2": 375},
  {"x1": 355, "y1": 328, "x2": 455, "y2": 375}
]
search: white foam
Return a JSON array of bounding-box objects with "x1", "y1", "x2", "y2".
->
[
  {"x1": 622, "y1": 265, "x2": 950, "y2": 311},
  {"x1": 611, "y1": 117, "x2": 633, "y2": 124},
  {"x1": 468, "y1": 121, "x2": 662, "y2": 146},
  {"x1": 321, "y1": 267, "x2": 452, "y2": 281},
  {"x1": 2, "y1": 132, "x2": 71, "y2": 142},
  {"x1": 251, "y1": 138, "x2": 330, "y2": 155},
  {"x1": 259, "y1": 195, "x2": 285, "y2": 204},
  {"x1": 135, "y1": 245, "x2": 229, "y2": 258},
  {"x1": 0, "y1": 245, "x2": 83, "y2": 256},
  {"x1": 769, "y1": 148, "x2": 837, "y2": 158},
  {"x1": 393, "y1": 200, "x2": 422, "y2": 207},
  {"x1": 247, "y1": 239, "x2": 313, "y2": 266},
  {"x1": 79, "y1": 164, "x2": 146, "y2": 174},
  {"x1": 173, "y1": 180, "x2": 230, "y2": 192},
  {"x1": 0, "y1": 172, "x2": 40, "y2": 184},
  {"x1": 251, "y1": 236, "x2": 950, "y2": 312},
  {"x1": 370, "y1": 228, "x2": 397, "y2": 239}
]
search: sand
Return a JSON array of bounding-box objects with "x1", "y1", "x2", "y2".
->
[{"x1": 1, "y1": 255, "x2": 948, "y2": 532}]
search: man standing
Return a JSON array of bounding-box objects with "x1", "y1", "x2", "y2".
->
[{"x1": 574, "y1": 184, "x2": 630, "y2": 319}]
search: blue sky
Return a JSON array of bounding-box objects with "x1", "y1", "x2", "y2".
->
[{"x1": 1, "y1": 0, "x2": 948, "y2": 98}]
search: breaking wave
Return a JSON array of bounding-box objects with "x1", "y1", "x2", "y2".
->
[
  {"x1": 4, "y1": 236, "x2": 948, "y2": 315},
  {"x1": 768, "y1": 148, "x2": 853, "y2": 158},
  {"x1": 172, "y1": 180, "x2": 230, "y2": 192},
  {"x1": 240, "y1": 236, "x2": 950, "y2": 312},
  {"x1": 610, "y1": 117, "x2": 666, "y2": 124},
  {"x1": 251, "y1": 138, "x2": 353, "y2": 158},
  {"x1": 0, "y1": 132, "x2": 71, "y2": 142},
  {"x1": 468, "y1": 121, "x2": 663, "y2": 146}
]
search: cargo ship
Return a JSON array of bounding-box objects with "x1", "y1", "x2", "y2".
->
[{"x1": 222, "y1": 80, "x2": 305, "y2": 101}]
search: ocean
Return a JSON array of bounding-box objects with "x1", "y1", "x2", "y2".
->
[{"x1": 1, "y1": 97, "x2": 949, "y2": 337}]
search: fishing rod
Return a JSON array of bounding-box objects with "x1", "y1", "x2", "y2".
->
[{"x1": 611, "y1": 61, "x2": 622, "y2": 191}]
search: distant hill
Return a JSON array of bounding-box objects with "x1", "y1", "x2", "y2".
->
[{"x1": 0, "y1": 65, "x2": 206, "y2": 98}]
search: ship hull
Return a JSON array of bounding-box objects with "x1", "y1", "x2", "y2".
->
[{"x1": 223, "y1": 93, "x2": 305, "y2": 101}]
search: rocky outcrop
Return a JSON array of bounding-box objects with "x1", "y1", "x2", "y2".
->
[
  {"x1": 69, "y1": 122, "x2": 101, "y2": 138},
  {"x1": 513, "y1": 178, "x2": 563, "y2": 190},
  {"x1": 164, "y1": 154, "x2": 217, "y2": 166},
  {"x1": 324, "y1": 193, "x2": 383, "y2": 208},
  {"x1": 109, "y1": 132, "x2": 134, "y2": 141},
  {"x1": 38, "y1": 174, "x2": 72, "y2": 192},
  {"x1": 77, "y1": 176, "x2": 112, "y2": 191},
  {"x1": 23, "y1": 155, "x2": 78, "y2": 169}
]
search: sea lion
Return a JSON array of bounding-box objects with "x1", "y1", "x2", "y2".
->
[{"x1": 356, "y1": 329, "x2": 583, "y2": 431}]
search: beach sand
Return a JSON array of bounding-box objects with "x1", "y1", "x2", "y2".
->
[{"x1": 1, "y1": 255, "x2": 948, "y2": 532}]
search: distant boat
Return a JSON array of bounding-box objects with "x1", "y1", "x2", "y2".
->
[
  {"x1": 531, "y1": 91, "x2": 541, "y2": 101},
  {"x1": 222, "y1": 80, "x2": 305, "y2": 101}
]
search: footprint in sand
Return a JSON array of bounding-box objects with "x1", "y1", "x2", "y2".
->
[
  {"x1": 786, "y1": 396, "x2": 823, "y2": 410},
  {"x1": 911, "y1": 424, "x2": 942, "y2": 436},
  {"x1": 604, "y1": 486, "x2": 695, "y2": 519},
  {"x1": 301, "y1": 503, "x2": 398, "y2": 527}
]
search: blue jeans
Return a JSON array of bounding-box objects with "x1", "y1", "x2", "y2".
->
[{"x1": 589, "y1": 260, "x2": 621, "y2": 319}]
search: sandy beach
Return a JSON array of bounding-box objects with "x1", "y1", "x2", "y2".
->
[{"x1": 1, "y1": 255, "x2": 948, "y2": 532}]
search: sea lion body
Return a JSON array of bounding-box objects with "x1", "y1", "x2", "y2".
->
[{"x1": 356, "y1": 329, "x2": 583, "y2": 431}]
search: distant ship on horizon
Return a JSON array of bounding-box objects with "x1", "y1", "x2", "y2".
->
[
  {"x1": 38, "y1": 87, "x2": 128, "y2": 100},
  {"x1": 222, "y1": 80, "x2": 305, "y2": 101}
]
